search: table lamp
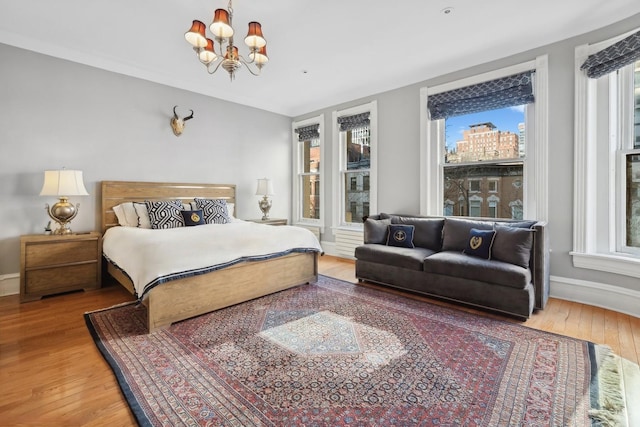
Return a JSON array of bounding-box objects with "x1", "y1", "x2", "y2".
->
[
  {"x1": 255, "y1": 178, "x2": 274, "y2": 220},
  {"x1": 39, "y1": 169, "x2": 89, "y2": 235}
]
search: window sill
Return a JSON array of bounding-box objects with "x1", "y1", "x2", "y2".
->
[{"x1": 570, "y1": 251, "x2": 640, "y2": 279}]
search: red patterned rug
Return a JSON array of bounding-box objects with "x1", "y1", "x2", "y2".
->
[{"x1": 85, "y1": 275, "x2": 638, "y2": 426}]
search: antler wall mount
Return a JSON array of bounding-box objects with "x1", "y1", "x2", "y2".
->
[{"x1": 170, "y1": 106, "x2": 194, "y2": 136}]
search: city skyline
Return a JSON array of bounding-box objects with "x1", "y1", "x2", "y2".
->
[{"x1": 445, "y1": 105, "x2": 525, "y2": 150}]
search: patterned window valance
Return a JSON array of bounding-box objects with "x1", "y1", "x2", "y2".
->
[
  {"x1": 581, "y1": 30, "x2": 640, "y2": 79},
  {"x1": 427, "y1": 71, "x2": 535, "y2": 120},
  {"x1": 337, "y1": 112, "x2": 370, "y2": 132},
  {"x1": 295, "y1": 124, "x2": 320, "y2": 142}
]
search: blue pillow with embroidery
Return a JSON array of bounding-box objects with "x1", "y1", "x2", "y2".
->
[
  {"x1": 463, "y1": 228, "x2": 496, "y2": 260},
  {"x1": 386, "y1": 224, "x2": 415, "y2": 248},
  {"x1": 181, "y1": 209, "x2": 205, "y2": 226}
]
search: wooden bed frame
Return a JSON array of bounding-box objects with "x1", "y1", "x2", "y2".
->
[{"x1": 101, "y1": 180, "x2": 318, "y2": 332}]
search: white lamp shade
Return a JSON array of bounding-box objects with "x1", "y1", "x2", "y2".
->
[
  {"x1": 40, "y1": 170, "x2": 89, "y2": 196},
  {"x1": 255, "y1": 178, "x2": 274, "y2": 196}
]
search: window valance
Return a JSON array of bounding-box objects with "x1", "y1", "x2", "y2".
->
[
  {"x1": 337, "y1": 112, "x2": 370, "y2": 132},
  {"x1": 294, "y1": 124, "x2": 320, "y2": 142},
  {"x1": 427, "y1": 71, "x2": 535, "y2": 120},
  {"x1": 580, "y1": 30, "x2": 640, "y2": 79}
]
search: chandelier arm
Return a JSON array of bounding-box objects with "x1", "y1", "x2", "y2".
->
[
  {"x1": 206, "y1": 59, "x2": 226, "y2": 75},
  {"x1": 238, "y1": 56, "x2": 261, "y2": 76}
]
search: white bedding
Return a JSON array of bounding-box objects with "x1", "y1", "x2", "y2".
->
[{"x1": 102, "y1": 220, "x2": 323, "y2": 298}]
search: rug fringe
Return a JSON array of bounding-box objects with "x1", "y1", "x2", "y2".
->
[{"x1": 588, "y1": 346, "x2": 627, "y2": 427}]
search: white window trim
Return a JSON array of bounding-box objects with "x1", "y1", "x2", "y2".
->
[
  {"x1": 332, "y1": 100, "x2": 378, "y2": 231},
  {"x1": 291, "y1": 114, "x2": 324, "y2": 231},
  {"x1": 572, "y1": 29, "x2": 640, "y2": 278},
  {"x1": 419, "y1": 56, "x2": 549, "y2": 221}
]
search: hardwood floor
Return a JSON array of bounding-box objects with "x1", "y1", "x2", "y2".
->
[{"x1": 1, "y1": 255, "x2": 638, "y2": 425}]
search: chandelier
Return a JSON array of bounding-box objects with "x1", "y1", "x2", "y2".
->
[{"x1": 184, "y1": 0, "x2": 268, "y2": 80}]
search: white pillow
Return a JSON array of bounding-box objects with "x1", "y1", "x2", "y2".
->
[
  {"x1": 133, "y1": 202, "x2": 152, "y2": 229},
  {"x1": 113, "y1": 202, "x2": 139, "y2": 227},
  {"x1": 227, "y1": 202, "x2": 235, "y2": 218}
]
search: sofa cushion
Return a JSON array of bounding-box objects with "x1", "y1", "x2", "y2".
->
[
  {"x1": 386, "y1": 224, "x2": 415, "y2": 248},
  {"x1": 442, "y1": 218, "x2": 494, "y2": 252},
  {"x1": 423, "y1": 251, "x2": 531, "y2": 289},
  {"x1": 492, "y1": 224, "x2": 535, "y2": 268},
  {"x1": 363, "y1": 218, "x2": 392, "y2": 244},
  {"x1": 355, "y1": 244, "x2": 435, "y2": 271},
  {"x1": 463, "y1": 228, "x2": 496, "y2": 260}
]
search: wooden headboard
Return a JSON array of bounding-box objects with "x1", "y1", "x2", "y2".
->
[{"x1": 101, "y1": 180, "x2": 236, "y2": 233}]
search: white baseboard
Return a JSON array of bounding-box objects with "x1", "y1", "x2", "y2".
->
[
  {"x1": 320, "y1": 241, "x2": 338, "y2": 257},
  {"x1": 0, "y1": 273, "x2": 20, "y2": 297},
  {"x1": 550, "y1": 275, "x2": 640, "y2": 318}
]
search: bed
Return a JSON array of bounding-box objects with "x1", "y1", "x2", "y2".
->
[{"x1": 101, "y1": 180, "x2": 320, "y2": 332}]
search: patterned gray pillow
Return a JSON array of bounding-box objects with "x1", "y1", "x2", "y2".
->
[
  {"x1": 144, "y1": 200, "x2": 185, "y2": 229},
  {"x1": 194, "y1": 198, "x2": 230, "y2": 224}
]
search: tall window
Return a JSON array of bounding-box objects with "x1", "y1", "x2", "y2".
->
[
  {"x1": 333, "y1": 101, "x2": 377, "y2": 227},
  {"x1": 292, "y1": 115, "x2": 323, "y2": 225},
  {"x1": 420, "y1": 58, "x2": 548, "y2": 222},
  {"x1": 574, "y1": 29, "x2": 640, "y2": 277}
]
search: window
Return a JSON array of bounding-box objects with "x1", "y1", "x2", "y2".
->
[
  {"x1": 332, "y1": 101, "x2": 378, "y2": 227},
  {"x1": 292, "y1": 115, "x2": 324, "y2": 226},
  {"x1": 421, "y1": 57, "x2": 548, "y2": 222},
  {"x1": 573, "y1": 29, "x2": 640, "y2": 278},
  {"x1": 488, "y1": 200, "x2": 498, "y2": 218},
  {"x1": 469, "y1": 199, "x2": 481, "y2": 217},
  {"x1": 469, "y1": 180, "x2": 481, "y2": 193}
]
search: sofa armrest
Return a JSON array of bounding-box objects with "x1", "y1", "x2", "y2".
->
[{"x1": 531, "y1": 221, "x2": 550, "y2": 309}]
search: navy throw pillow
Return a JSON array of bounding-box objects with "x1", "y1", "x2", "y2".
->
[
  {"x1": 386, "y1": 224, "x2": 415, "y2": 248},
  {"x1": 463, "y1": 228, "x2": 496, "y2": 260},
  {"x1": 181, "y1": 209, "x2": 205, "y2": 226}
]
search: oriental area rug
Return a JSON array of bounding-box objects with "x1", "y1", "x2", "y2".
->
[{"x1": 85, "y1": 275, "x2": 639, "y2": 427}]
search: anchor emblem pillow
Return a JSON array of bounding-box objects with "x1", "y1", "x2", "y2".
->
[{"x1": 386, "y1": 224, "x2": 415, "y2": 248}]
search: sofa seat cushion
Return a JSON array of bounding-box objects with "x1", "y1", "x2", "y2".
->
[
  {"x1": 423, "y1": 251, "x2": 531, "y2": 289},
  {"x1": 355, "y1": 244, "x2": 435, "y2": 271}
]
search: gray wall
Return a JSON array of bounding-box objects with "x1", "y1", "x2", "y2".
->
[
  {"x1": 295, "y1": 13, "x2": 640, "y2": 294},
  {"x1": 0, "y1": 43, "x2": 291, "y2": 275}
]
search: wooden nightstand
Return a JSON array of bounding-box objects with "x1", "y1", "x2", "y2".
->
[
  {"x1": 20, "y1": 232, "x2": 102, "y2": 302},
  {"x1": 245, "y1": 218, "x2": 288, "y2": 226}
]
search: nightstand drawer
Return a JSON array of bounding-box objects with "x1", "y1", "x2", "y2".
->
[
  {"x1": 25, "y1": 240, "x2": 98, "y2": 268},
  {"x1": 20, "y1": 232, "x2": 102, "y2": 302},
  {"x1": 25, "y1": 263, "x2": 99, "y2": 295}
]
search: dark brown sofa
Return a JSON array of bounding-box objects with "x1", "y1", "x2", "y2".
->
[{"x1": 354, "y1": 214, "x2": 550, "y2": 319}]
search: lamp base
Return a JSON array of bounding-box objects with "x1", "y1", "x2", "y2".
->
[
  {"x1": 45, "y1": 198, "x2": 80, "y2": 235},
  {"x1": 258, "y1": 196, "x2": 272, "y2": 220}
]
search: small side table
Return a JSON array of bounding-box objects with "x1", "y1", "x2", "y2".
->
[
  {"x1": 20, "y1": 232, "x2": 102, "y2": 302},
  {"x1": 244, "y1": 218, "x2": 288, "y2": 226}
]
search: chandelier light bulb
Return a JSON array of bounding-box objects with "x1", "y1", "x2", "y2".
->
[
  {"x1": 210, "y1": 9, "x2": 234, "y2": 39},
  {"x1": 184, "y1": 20, "x2": 207, "y2": 48}
]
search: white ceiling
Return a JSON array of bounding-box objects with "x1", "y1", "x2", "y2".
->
[{"x1": 2, "y1": 1, "x2": 639, "y2": 117}]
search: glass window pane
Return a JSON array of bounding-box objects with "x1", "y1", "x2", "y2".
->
[
  {"x1": 346, "y1": 127, "x2": 370, "y2": 170},
  {"x1": 302, "y1": 139, "x2": 320, "y2": 173},
  {"x1": 443, "y1": 163, "x2": 523, "y2": 219},
  {"x1": 626, "y1": 153, "x2": 640, "y2": 247},
  {"x1": 444, "y1": 107, "x2": 525, "y2": 164},
  {"x1": 344, "y1": 171, "x2": 370, "y2": 224},
  {"x1": 634, "y1": 60, "x2": 640, "y2": 149},
  {"x1": 300, "y1": 175, "x2": 320, "y2": 220}
]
